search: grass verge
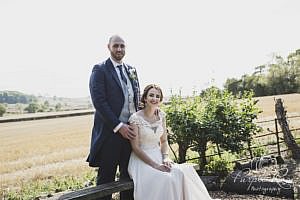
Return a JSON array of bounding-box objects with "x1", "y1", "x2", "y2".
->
[{"x1": 1, "y1": 169, "x2": 96, "y2": 200}]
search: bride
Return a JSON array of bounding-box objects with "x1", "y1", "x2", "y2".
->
[{"x1": 128, "y1": 84, "x2": 218, "y2": 200}]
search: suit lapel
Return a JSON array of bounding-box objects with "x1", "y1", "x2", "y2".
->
[
  {"x1": 124, "y1": 65, "x2": 135, "y2": 89},
  {"x1": 124, "y1": 64, "x2": 140, "y2": 110},
  {"x1": 106, "y1": 59, "x2": 123, "y2": 91},
  {"x1": 106, "y1": 59, "x2": 140, "y2": 110}
]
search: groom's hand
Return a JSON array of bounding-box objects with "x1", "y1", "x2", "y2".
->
[{"x1": 118, "y1": 124, "x2": 136, "y2": 140}]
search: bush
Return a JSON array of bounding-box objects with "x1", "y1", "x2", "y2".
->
[
  {"x1": 205, "y1": 151, "x2": 236, "y2": 178},
  {"x1": 252, "y1": 144, "x2": 269, "y2": 157},
  {"x1": 24, "y1": 103, "x2": 40, "y2": 113},
  {"x1": 0, "y1": 103, "x2": 6, "y2": 117}
]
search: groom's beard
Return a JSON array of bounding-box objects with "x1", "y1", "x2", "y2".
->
[{"x1": 111, "y1": 51, "x2": 125, "y2": 62}]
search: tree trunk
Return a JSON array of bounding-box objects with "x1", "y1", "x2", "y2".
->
[
  {"x1": 275, "y1": 98, "x2": 300, "y2": 159},
  {"x1": 234, "y1": 155, "x2": 284, "y2": 171},
  {"x1": 197, "y1": 139, "x2": 207, "y2": 174},
  {"x1": 178, "y1": 142, "x2": 188, "y2": 163}
]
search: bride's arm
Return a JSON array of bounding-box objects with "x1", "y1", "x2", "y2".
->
[{"x1": 130, "y1": 123, "x2": 170, "y2": 172}]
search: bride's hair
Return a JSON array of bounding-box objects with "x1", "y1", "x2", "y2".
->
[{"x1": 139, "y1": 84, "x2": 163, "y2": 109}]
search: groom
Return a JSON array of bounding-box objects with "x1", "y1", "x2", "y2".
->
[{"x1": 87, "y1": 35, "x2": 140, "y2": 200}]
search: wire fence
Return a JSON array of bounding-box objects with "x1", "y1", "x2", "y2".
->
[{"x1": 181, "y1": 115, "x2": 300, "y2": 164}]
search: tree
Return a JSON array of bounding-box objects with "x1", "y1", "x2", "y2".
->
[
  {"x1": 24, "y1": 103, "x2": 39, "y2": 113},
  {"x1": 163, "y1": 94, "x2": 196, "y2": 163},
  {"x1": 0, "y1": 104, "x2": 6, "y2": 117},
  {"x1": 254, "y1": 65, "x2": 266, "y2": 75},
  {"x1": 197, "y1": 88, "x2": 262, "y2": 172},
  {"x1": 55, "y1": 103, "x2": 62, "y2": 111},
  {"x1": 40, "y1": 100, "x2": 50, "y2": 112},
  {"x1": 224, "y1": 49, "x2": 300, "y2": 97},
  {"x1": 164, "y1": 87, "x2": 262, "y2": 173},
  {"x1": 224, "y1": 78, "x2": 242, "y2": 96},
  {"x1": 266, "y1": 55, "x2": 299, "y2": 95}
]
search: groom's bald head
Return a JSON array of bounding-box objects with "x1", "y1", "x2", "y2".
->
[
  {"x1": 108, "y1": 35, "x2": 125, "y2": 45},
  {"x1": 108, "y1": 35, "x2": 126, "y2": 62}
]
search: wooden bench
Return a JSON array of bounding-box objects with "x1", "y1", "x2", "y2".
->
[
  {"x1": 52, "y1": 180, "x2": 134, "y2": 200},
  {"x1": 49, "y1": 167, "x2": 219, "y2": 200}
]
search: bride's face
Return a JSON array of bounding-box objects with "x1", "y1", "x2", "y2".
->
[{"x1": 144, "y1": 88, "x2": 162, "y2": 108}]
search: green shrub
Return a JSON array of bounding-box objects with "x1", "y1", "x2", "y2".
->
[
  {"x1": 252, "y1": 141, "x2": 269, "y2": 157},
  {"x1": 205, "y1": 151, "x2": 236, "y2": 178},
  {"x1": 0, "y1": 103, "x2": 6, "y2": 117}
]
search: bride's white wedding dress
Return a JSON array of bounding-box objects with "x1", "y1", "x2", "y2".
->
[{"x1": 128, "y1": 112, "x2": 216, "y2": 200}]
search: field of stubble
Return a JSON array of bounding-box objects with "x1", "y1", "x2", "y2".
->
[{"x1": 0, "y1": 115, "x2": 94, "y2": 195}]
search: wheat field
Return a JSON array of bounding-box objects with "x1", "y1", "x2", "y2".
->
[
  {"x1": 0, "y1": 93, "x2": 299, "y2": 196},
  {"x1": 255, "y1": 93, "x2": 300, "y2": 119},
  {"x1": 0, "y1": 115, "x2": 94, "y2": 193}
]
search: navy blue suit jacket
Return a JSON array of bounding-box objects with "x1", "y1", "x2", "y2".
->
[{"x1": 87, "y1": 58, "x2": 140, "y2": 167}]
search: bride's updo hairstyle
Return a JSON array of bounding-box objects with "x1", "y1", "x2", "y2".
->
[{"x1": 139, "y1": 84, "x2": 163, "y2": 109}]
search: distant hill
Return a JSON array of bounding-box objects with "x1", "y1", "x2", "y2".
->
[
  {"x1": 36, "y1": 95, "x2": 92, "y2": 110},
  {"x1": 0, "y1": 91, "x2": 37, "y2": 104},
  {"x1": 0, "y1": 91, "x2": 92, "y2": 115}
]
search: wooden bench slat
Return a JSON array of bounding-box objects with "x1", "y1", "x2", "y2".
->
[{"x1": 57, "y1": 181, "x2": 133, "y2": 200}]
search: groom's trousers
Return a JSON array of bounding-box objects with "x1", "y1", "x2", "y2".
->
[{"x1": 96, "y1": 133, "x2": 134, "y2": 200}]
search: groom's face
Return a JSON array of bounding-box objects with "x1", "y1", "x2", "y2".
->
[{"x1": 108, "y1": 37, "x2": 125, "y2": 62}]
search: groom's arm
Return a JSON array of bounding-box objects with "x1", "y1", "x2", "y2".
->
[{"x1": 89, "y1": 66, "x2": 120, "y2": 130}]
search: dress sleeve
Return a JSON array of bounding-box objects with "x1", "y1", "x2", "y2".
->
[{"x1": 129, "y1": 113, "x2": 141, "y2": 126}]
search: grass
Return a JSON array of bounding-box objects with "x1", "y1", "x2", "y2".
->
[
  {"x1": 0, "y1": 93, "x2": 299, "y2": 199},
  {"x1": 1, "y1": 170, "x2": 96, "y2": 200}
]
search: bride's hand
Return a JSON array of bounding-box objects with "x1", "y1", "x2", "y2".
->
[
  {"x1": 154, "y1": 164, "x2": 171, "y2": 172},
  {"x1": 163, "y1": 158, "x2": 174, "y2": 169}
]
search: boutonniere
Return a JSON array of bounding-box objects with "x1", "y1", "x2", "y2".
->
[{"x1": 128, "y1": 68, "x2": 137, "y2": 81}]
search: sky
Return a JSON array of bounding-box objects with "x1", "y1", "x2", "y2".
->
[{"x1": 0, "y1": 0, "x2": 299, "y2": 98}]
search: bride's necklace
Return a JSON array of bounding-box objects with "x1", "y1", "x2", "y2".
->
[{"x1": 142, "y1": 111, "x2": 157, "y2": 123}]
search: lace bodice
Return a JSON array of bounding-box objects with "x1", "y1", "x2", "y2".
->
[{"x1": 129, "y1": 111, "x2": 165, "y2": 150}]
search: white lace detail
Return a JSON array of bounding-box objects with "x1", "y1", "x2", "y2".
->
[
  {"x1": 129, "y1": 111, "x2": 165, "y2": 128},
  {"x1": 129, "y1": 111, "x2": 165, "y2": 143},
  {"x1": 128, "y1": 113, "x2": 142, "y2": 126}
]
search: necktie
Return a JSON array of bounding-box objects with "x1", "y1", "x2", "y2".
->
[{"x1": 117, "y1": 65, "x2": 127, "y2": 85}]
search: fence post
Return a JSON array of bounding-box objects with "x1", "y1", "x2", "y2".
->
[
  {"x1": 275, "y1": 98, "x2": 300, "y2": 159},
  {"x1": 275, "y1": 118, "x2": 281, "y2": 157},
  {"x1": 216, "y1": 142, "x2": 221, "y2": 158}
]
